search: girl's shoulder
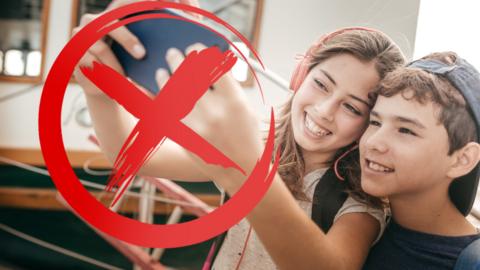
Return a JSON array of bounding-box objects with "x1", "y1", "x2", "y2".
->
[{"x1": 334, "y1": 196, "x2": 388, "y2": 244}]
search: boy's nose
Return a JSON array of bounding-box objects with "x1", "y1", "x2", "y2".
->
[{"x1": 363, "y1": 128, "x2": 389, "y2": 154}]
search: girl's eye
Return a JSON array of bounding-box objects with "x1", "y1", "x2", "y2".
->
[
  {"x1": 399, "y1": 127, "x2": 417, "y2": 136},
  {"x1": 344, "y1": 103, "x2": 362, "y2": 116},
  {"x1": 369, "y1": 120, "x2": 381, "y2": 126},
  {"x1": 314, "y1": 79, "x2": 328, "y2": 92}
]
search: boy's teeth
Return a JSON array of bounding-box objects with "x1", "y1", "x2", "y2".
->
[
  {"x1": 368, "y1": 160, "x2": 394, "y2": 173},
  {"x1": 305, "y1": 114, "x2": 331, "y2": 137}
]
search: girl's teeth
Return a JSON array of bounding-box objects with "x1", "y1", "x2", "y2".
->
[{"x1": 305, "y1": 114, "x2": 331, "y2": 137}]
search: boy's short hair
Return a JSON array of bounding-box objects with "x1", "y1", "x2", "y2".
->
[
  {"x1": 374, "y1": 52, "x2": 477, "y2": 154},
  {"x1": 371, "y1": 51, "x2": 480, "y2": 216}
]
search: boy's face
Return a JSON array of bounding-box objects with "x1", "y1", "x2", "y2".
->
[{"x1": 359, "y1": 90, "x2": 454, "y2": 198}]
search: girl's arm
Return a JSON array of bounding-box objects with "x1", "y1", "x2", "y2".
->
[
  {"x1": 83, "y1": 93, "x2": 208, "y2": 181},
  {"x1": 163, "y1": 45, "x2": 379, "y2": 269},
  {"x1": 218, "y1": 172, "x2": 379, "y2": 269},
  {"x1": 73, "y1": 1, "x2": 208, "y2": 182}
]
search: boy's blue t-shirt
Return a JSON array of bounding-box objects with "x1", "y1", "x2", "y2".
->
[{"x1": 363, "y1": 219, "x2": 480, "y2": 270}]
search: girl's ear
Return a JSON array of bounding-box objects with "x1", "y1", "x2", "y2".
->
[{"x1": 447, "y1": 142, "x2": 480, "y2": 179}]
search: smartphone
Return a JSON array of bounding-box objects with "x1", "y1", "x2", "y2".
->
[{"x1": 111, "y1": 9, "x2": 230, "y2": 94}]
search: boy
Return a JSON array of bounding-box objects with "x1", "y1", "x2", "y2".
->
[{"x1": 360, "y1": 52, "x2": 480, "y2": 269}]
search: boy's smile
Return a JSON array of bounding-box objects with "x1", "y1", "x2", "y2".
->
[
  {"x1": 359, "y1": 91, "x2": 454, "y2": 199},
  {"x1": 365, "y1": 158, "x2": 394, "y2": 173}
]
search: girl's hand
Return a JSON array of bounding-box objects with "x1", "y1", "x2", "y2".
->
[
  {"x1": 72, "y1": 0, "x2": 200, "y2": 96},
  {"x1": 156, "y1": 43, "x2": 263, "y2": 180}
]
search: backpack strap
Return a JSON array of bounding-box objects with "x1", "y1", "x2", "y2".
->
[
  {"x1": 454, "y1": 237, "x2": 480, "y2": 270},
  {"x1": 311, "y1": 167, "x2": 348, "y2": 232}
]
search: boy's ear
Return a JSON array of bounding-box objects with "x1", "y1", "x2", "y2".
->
[{"x1": 447, "y1": 142, "x2": 480, "y2": 179}]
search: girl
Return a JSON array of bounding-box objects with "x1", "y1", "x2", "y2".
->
[
  {"x1": 155, "y1": 29, "x2": 405, "y2": 269},
  {"x1": 74, "y1": 4, "x2": 405, "y2": 268}
]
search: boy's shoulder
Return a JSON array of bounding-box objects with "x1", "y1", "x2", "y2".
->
[{"x1": 362, "y1": 219, "x2": 480, "y2": 270}]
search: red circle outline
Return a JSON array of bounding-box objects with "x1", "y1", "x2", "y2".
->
[{"x1": 39, "y1": 1, "x2": 277, "y2": 247}]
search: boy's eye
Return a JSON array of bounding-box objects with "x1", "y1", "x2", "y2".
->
[
  {"x1": 369, "y1": 120, "x2": 381, "y2": 126},
  {"x1": 399, "y1": 127, "x2": 417, "y2": 136},
  {"x1": 344, "y1": 103, "x2": 362, "y2": 116},
  {"x1": 314, "y1": 79, "x2": 328, "y2": 92}
]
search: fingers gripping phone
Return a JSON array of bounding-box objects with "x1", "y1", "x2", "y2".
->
[{"x1": 111, "y1": 9, "x2": 230, "y2": 94}]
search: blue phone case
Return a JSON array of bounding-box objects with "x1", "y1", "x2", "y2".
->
[{"x1": 111, "y1": 9, "x2": 229, "y2": 94}]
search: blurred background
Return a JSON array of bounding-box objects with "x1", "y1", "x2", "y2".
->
[{"x1": 0, "y1": 0, "x2": 479, "y2": 269}]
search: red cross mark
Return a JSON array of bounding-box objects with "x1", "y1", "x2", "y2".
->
[{"x1": 80, "y1": 47, "x2": 243, "y2": 206}]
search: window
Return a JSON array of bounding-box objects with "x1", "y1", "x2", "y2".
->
[
  {"x1": 0, "y1": 0, "x2": 50, "y2": 83},
  {"x1": 414, "y1": 0, "x2": 480, "y2": 67}
]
